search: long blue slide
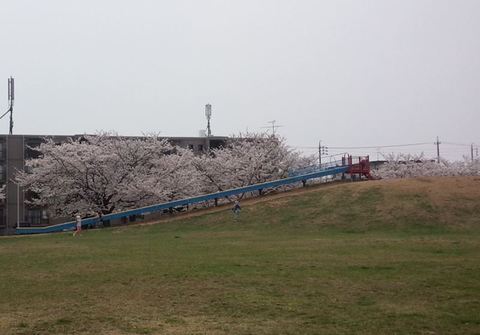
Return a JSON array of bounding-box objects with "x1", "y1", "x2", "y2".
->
[{"x1": 16, "y1": 165, "x2": 348, "y2": 235}]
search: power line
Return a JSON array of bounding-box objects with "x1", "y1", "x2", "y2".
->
[
  {"x1": 293, "y1": 138, "x2": 478, "y2": 163},
  {"x1": 329, "y1": 142, "x2": 432, "y2": 149},
  {"x1": 294, "y1": 141, "x2": 477, "y2": 151},
  {"x1": 442, "y1": 142, "x2": 472, "y2": 147},
  {"x1": 293, "y1": 142, "x2": 431, "y2": 150}
]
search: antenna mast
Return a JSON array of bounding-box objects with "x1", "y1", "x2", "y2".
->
[
  {"x1": 205, "y1": 104, "x2": 212, "y2": 137},
  {"x1": 1, "y1": 77, "x2": 14, "y2": 134},
  {"x1": 8, "y1": 77, "x2": 14, "y2": 134},
  {"x1": 261, "y1": 120, "x2": 284, "y2": 136}
]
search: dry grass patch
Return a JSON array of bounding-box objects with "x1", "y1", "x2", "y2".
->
[{"x1": 1, "y1": 177, "x2": 479, "y2": 334}]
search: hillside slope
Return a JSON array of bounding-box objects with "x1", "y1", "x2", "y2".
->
[
  {"x1": 0, "y1": 176, "x2": 479, "y2": 335},
  {"x1": 150, "y1": 175, "x2": 480, "y2": 230}
]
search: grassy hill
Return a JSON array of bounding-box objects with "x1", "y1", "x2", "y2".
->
[{"x1": 1, "y1": 177, "x2": 479, "y2": 335}]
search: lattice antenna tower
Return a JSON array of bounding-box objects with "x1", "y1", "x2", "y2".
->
[{"x1": 205, "y1": 104, "x2": 212, "y2": 137}]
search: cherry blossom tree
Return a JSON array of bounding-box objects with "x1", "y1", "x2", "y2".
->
[
  {"x1": 373, "y1": 153, "x2": 480, "y2": 179},
  {"x1": 15, "y1": 131, "x2": 311, "y2": 218},
  {"x1": 192, "y1": 133, "x2": 306, "y2": 196},
  {"x1": 15, "y1": 133, "x2": 201, "y2": 217}
]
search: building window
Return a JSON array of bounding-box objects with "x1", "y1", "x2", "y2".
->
[{"x1": 26, "y1": 209, "x2": 42, "y2": 225}]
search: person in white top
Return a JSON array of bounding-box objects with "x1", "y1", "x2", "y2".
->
[{"x1": 73, "y1": 215, "x2": 82, "y2": 236}]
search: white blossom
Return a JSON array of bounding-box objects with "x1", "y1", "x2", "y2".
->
[
  {"x1": 373, "y1": 153, "x2": 480, "y2": 179},
  {"x1": 192, "y1": 133, "x2": 305, "y2": 197},
  {"x1": 15, "y1": 133, "x2": 201, "y2": 217},
  {"x1": 16, "y1": 132, "x2": 309, "y2": 217}
]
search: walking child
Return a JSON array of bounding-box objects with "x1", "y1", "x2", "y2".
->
[
  {"x1": 73, "y1": 215, "x2": 82, "y2": 236},
  {"x1": 232, "y1": 200, "x2": 241, "y2": 219}
]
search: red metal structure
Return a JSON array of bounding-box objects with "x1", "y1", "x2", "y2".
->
[{"x1": 343, "y1": 155, "x2": 373, "y2": 180}]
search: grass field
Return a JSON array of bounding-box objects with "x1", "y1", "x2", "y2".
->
[{"x1": 1, "y1": 177, "x2": 480, "y2": 334}]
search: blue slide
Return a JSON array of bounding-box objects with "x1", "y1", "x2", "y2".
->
[{"x1": 16, "y1": 165, "x2": 348, "y2": 235}]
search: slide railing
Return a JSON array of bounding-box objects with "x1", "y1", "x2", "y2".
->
[
  {"x1": 288, "y1": 158, "x2": 346, "y2": 177},
  {"x1": 16, "y1": 165, "x2": 348, "y2": 235}
]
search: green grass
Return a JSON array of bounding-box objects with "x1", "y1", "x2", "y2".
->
[{"x1": 1, "y1": 178, "x2": 480, "y2": 334}]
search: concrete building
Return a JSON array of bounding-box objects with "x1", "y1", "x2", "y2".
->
[{"x1": 0, "y1": 134, "x2": 228, "y2": 235}]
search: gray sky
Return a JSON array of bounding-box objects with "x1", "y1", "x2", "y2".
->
[{"x1": 1, "y1": 0, "x2": 479, "y2": 160}]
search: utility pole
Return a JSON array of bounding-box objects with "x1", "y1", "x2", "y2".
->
[
  {"x1": 471, "y1": 143, "x2": 474, "y2": 162},
  {"x1": 319, "y1": 141, "x2": 321, "y2": 167},
  {"x1": 16, "y1": 183, "x2": 20, "y2": 229},
  {"x1": 434, "y1": 136, "x2": 441, "y2": 163},
  {"x1": 269, "y1": 120, "x2": 277, "y2": 135},
  {"x1": 205, "y1": 104, "x2": 212, "y2": 152},
  {"x1": 318, "y1": 141, "x2": 328, "y2": 168}
]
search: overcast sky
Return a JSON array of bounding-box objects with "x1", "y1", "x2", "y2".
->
[{"x1": 1, "y1": 0, "x2": 479, "y2": 160}]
